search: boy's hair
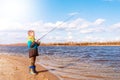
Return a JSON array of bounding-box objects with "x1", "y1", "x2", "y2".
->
[{"x1": 28, "y1": 30, "x2": 34, "y2": 36}]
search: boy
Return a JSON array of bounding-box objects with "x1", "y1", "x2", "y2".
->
[{"x1": 27, "y1": 30, "x2": 40, "y2": 75}]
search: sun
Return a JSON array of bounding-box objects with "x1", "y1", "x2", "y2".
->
[
  {"x1": 0, "y1": 0, "x2": 29, "y2": 20},
  {"x1": 3, "y1": 2, "x2": 23, "y2": 17}
]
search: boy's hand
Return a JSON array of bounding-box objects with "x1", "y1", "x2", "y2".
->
[
  {"x1": 35, "y1": 39, "x2": 39, "y2": 42},
  {"x1": 35, "y1": 39, "x2": 41, "y2": 45}
]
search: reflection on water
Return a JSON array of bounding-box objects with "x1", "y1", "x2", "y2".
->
[{"x1": 0, "y1": 46, "x2": 120, "y2": 80}]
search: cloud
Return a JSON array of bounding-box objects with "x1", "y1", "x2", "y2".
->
[
  {"x1": 82, "y1": 36, "x2": 107, "y2": 42},
  {"x1": 93, "y1": 18, "x2": 105, "y2": 25},
  {"x1": 109, "y1": 22, "x2": 120, "y2": 32},
  {"x1": 36, "y1": 19, "x2": 119, "y2": 42},
  {"x1": 0, "y1": 17, "x2": 105, "y2": 32},
  {"x1": 111, "y1": 23, "x2": 120, "y2": 28},
  {"x1": 79, "y1": 28, "x2": 102, "y2": 34},
  {"x1": 68, "y1": 12, "x2": 80, "y2": 16},
  {"x1": 67, "y1": 32, "x2": 73, "y2": 41},
  {"x1": 0, "y1": 17, "x2": 119, "y2": 43},
  {"x1": 0, "y1": 17, "x2": 106, "y2": 43},
  {"x1": 49, "y1": 18, "x2": 105, "y2": 33},
  {"x1": 67, "y1": 18, "x2": 89, "y2": 30},
  {"x1": 0, "y1": 31, "x2": 26, "y2": 44},
  {"x1": 0, "y1": 19, "x2": 24, "y2": 31}
]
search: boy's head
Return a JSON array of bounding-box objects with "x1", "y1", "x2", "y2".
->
[{"x1": 28, "y1": 30, "x2": 35, "y2": 37}]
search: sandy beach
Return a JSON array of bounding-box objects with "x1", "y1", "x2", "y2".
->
[{"x1": 0, "y1": 54, "x2": 59, "y2": 80}]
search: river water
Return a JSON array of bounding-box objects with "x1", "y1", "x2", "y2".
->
[{"x1": 0, "y1": 46, "x2": 120, "y2": 80}]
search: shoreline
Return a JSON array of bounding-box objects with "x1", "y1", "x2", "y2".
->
[
  {"x1": 0, "y1": 41, "x2": 120, "y2": 46},
  {"x1": 0, "y1": 54, "x2": 60, "y2": 80},
  {"x1": 0, "y1": 44, "x2": 120, "y2": 47}
]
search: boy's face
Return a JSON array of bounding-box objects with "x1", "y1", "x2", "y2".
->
[{"x1": 29, "y1": 31, "x2": 35, "y2": 37}]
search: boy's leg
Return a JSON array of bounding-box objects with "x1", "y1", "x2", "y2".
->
[
  {"x1": 30, "y1": 56, "x2": 36, "y2": 66},
  {"x1": 29, "y1": 56, "x2": 37, "y2": 74}
]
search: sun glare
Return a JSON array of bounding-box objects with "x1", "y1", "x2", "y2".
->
[{"x1": 0, "y1": 0, "x2": 29, "y2": 20}]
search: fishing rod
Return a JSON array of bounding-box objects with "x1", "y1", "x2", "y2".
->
[{"x1": 37, "y1": 15, "x2": 75, "y2": 41}]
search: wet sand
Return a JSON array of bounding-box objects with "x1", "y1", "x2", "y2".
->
[{"x1": 0, "y1": 54, "x2": 59, "y2": 80}]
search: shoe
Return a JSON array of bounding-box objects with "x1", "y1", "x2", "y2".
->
[{"x1": 29, "y1": 66, "x2": 37, "y2": 75}]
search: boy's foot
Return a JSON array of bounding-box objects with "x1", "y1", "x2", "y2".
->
[
  {"x1": 29, "y1": 66, "x2": 38, "y2": 75},
  {"x1": 30, "y1": 71, "x2": 37, "y2": 75}
]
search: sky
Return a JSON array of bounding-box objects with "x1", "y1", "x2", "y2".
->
[{"x1": 0, "y1": 0, "x2": 120, "y2": 44}]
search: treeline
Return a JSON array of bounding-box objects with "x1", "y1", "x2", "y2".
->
[
  {"x1": 41, "y1": 41, "x2": 120, "y2": 46},
  {"x1": 0, "y1": 41, "x2": 120, "y2": 46}
]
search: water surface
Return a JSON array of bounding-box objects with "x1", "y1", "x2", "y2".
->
[{"x1": 0, "y1": 46, "x2": 120, "y2": 80}]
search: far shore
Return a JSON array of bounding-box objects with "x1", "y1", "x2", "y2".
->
[{"x1": 0, "y1": 41, "x2": 120, "y2": 46}]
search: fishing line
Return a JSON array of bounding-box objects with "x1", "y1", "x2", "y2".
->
[{"x1": 37, "y1": 15, "x2": 75, "y2": 41}]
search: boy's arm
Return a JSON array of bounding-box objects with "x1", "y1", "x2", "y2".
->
[
  {"x1": 31, "y1": 41, "x2": 36, "y2": 47},
  {"x1": 28, "y1": 40, "x2": 40, "y2": 48},
  {"x1": 27, "y1": 41, "x2": 37, "y2": 48},
  {"x1": 36, "y1": 41, "x2": 40, "y2": 46},
  {"x1": 35, "y1": 39, "x2": 41, "y2": 46},
  {"x1": 31, "y1": 41, "x2": 40, "y2": 47},
  {"x1": 27, "y1": 41, "x2": 32, "y2": 48}
]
